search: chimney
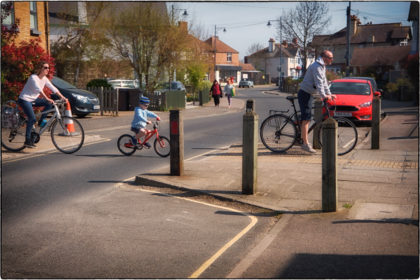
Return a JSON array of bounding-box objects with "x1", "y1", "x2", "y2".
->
[
  {"x1": 282, "y1": 40, "x2": 288, "y2": 48},
  {"x1": 350, "y1": 15, "x2": 361, "y2": 35},
  {"x1": 292, "y1": 37, "x2": 298, "y2": 46},
  {"x1": 268, "y1": 38, "x2": 275, "y2": 52},
  {"x1": 178, "y1": 21, "x2": 188, "y2": 33}
]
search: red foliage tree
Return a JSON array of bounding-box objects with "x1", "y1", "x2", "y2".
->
[{"x1": 1, "y1": 3, "x2": 56, "y2": 102}]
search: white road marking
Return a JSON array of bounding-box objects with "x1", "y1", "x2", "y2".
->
[{"x1": 118, "y1": 176, "x2": 258, "y2": 279}]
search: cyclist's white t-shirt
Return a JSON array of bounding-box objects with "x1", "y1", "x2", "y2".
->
[{"x1": 19, "y1": 74, "x2": 59, "y2": 102}]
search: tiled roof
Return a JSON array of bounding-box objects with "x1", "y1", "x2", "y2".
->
[
  {"x1": 239, "y1": 62, "x2": 257, "y2": 71},
  {"x1": 203, "y1": 37, "x2": 239, "y2": 53},
  {"x1": 350, "y1": 45, "x2": 411, "y2": 66},
  {"x1": 312, "y1": 22, "x2": 411, "y2": 46}
]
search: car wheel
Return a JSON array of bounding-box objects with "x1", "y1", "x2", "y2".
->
[{"x1": 76, "y1": 113, "x2": 89, "y2": 118}]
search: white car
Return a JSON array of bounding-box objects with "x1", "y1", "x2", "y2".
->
[
  {"x1": 108, "y1": 79, "x2": 138, "y2": 89},
  {"x1": 239, "y1": 79, "x2": 254, "y2": 88}
]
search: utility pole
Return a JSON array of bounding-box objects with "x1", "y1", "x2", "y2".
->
[
  {"x1": 267, "y1": 18, "x2": 282, "y2": 90},
  {"x1": 213, "y1": 25, "x2": 226, "y2": 82},
  {"x1": 346, "y1": 1, "x2": 351, "y2": 76}
]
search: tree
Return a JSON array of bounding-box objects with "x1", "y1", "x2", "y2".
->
[
  {"x1": 279, "y1": 2, "x2": 331, "y2": 72},
  {"x1": 100, "y1": 2, "x2": 191, "y2": 93},
  {"x1": 51, "y1": 2, "x2": 111, "y2": 86},
  {"x1": 246, "y1": 42, "x2": 265, "y2": 56}
]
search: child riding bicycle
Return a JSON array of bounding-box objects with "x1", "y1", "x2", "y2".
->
[{"x1": 131, "y1": 96, "x2": 160, "y2": 148}]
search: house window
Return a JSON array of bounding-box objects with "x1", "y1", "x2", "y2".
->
[
  {"x1": 227, "y1": 52, "x2": 232, "y2": 62},
  {"x1": 1, "y1": 2, "x2": 15, "y2": 25},
  {"x1": 30, "y1": 2, "x2": 41, "y2": 35},
  {"x1": 400, "y1": 39, "x2": 408, "y2": 46}
]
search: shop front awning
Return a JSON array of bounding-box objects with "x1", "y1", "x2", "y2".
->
[{"x1": 216, "y1": 65, "x2": 242, "y2": 71}]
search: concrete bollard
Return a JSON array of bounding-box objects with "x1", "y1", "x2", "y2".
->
[
  {"x1": 242, "y1": 99, "x2": 258, "y2": 194},
  {"x1": 371, "y1": 96, "x2": 381, "y2": 149},
  {"x1": 170, "y1": 110, "x2": 184, "y2": 176},
  {"x1": 313, "y1": 99, "x2": 323, "y2": 149},
  {"x1": 322, "y1": 118, "x2": 338, "y2": 212}
]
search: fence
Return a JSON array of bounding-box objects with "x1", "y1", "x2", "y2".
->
[
  {"x1": 89, "y1": 87, "x2": 188, "y2": 112},
  {"x1": 88, "y1": 87, "x2": 119, "y2": 116}
]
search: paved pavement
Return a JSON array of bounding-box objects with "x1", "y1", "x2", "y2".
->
[
  {"x1": 135, "y1": 90, "x2": 419, "y2": 278},
  {"x1": 2, "y1": 86, "x2": 419, "y2": 278}
]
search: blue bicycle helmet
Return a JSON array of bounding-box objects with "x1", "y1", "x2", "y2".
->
[{"x1": 139, "y1": 96, "x2": 150, "y2": 105}]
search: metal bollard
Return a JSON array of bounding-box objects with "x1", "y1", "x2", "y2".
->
[
  {"x1": 313, "y1": 99, "x2": 323, "y2": 149},
  {"x1": 371, "y1": 96, "x2": 381, "y2": 149},
  {"x1": 170, "y1": 110, "x2": 184, "y2": 176},
  {"x1": 322, "y1": 118, "x2": 338, "y2": 212},
  {"x1": 242, "y1": 99, "x2": 258, "y2": 194}
]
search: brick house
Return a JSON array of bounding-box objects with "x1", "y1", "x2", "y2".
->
[
  {"x1": 311, "y1": 15, "x2": 412, "y2": 74},
  {"x1": 203, "y1": 36, "x2": 241, "y2": 83},
  {"x1": 2, "y1": 1, "x2": 50, "y2": 53}
]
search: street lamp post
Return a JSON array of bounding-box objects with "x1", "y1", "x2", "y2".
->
[
  {"x1": 170, "y1": 5, "x2": 188, "y2": 82},
  {"x1": 267, "y1": 18, "x2": 282, "y2": 90},
  {"x1": 213, "y1": 25, "x2": 227, "y2": 82}
]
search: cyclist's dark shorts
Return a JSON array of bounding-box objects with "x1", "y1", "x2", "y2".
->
[
  {"x1": 131, "y1": 127, "x2": 140, "y2": 134},
  {"x1": 298, "y1": 89, "x2": 313, "y2": 121}
]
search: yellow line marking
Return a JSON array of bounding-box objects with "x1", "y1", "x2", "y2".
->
[{"x1": 119, "y1": 177, "x2": 258, "y2": 279}]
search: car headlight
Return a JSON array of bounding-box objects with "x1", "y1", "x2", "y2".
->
[
  {"x1": 359, "y1": 101, "x2": 372, "y2": 108},
  {"x1": 72, "y1": 94, "x2": 89, "y2": 103}
]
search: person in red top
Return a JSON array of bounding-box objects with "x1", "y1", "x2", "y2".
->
[{"x1": 210, "y1": 79, "x2": 223, "y2": 107}]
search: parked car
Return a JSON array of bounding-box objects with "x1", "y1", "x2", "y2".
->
[
  {"x1": 239, "y1": 79, "x2": 254, "y2": 88},
  {"x1": 159, "y1": 81, "x2": 186, "y2": 92},
  {"x1": 51, "y1": 77, "x2": 100, "y2": 117},
  {"x1": 344, "y1": 76, "x2": 383, "y2": 95},
  {"x1": 328, "y1": 78, "x2": 381, "y2": 123},
  {"x1": 107, "y1": 79, "x2": 138, "y2": 89}
]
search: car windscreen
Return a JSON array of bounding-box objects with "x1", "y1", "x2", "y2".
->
[
  {"x1": 52, "y1": 77, "x2": 77, "y2": 89},
  {"x1": 330, "y1": 82, "x2": 371, "y2": 95}
]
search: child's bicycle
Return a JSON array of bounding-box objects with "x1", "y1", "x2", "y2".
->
[{"x1": 117, "y1": 121, "x2": 170, "y2": 157}]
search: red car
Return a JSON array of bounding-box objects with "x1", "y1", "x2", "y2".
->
[{"x1": 328, "y1": 78, "x2": 381, "y2": 122}]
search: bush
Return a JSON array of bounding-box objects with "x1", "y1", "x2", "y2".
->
[
  {"x1": 86, "y1": 79, "x2": 111, "y2": 88},
  {"x1": 1, "y1": 38, "x2": 55, "y2": 102}
]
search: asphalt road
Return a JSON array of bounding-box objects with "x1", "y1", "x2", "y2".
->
[{"x1": 2, "y1": 88, "x2": 282, "y2": 278}]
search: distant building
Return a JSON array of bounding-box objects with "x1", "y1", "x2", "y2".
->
[
  {"x1": 245, "y1": 38, "x2": 314, "y2": 83},
  {"x1": 311, "y1": 15, "x2": 412, "y2": 74},
  {"x1": 203, "y1": 36, "x2": 241, "y2": 83},
  {"x1": 2, "y1": 1, "x2": 50, "y2": 53}
]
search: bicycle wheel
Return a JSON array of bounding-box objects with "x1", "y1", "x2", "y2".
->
[
  {"x1": 1, "y1": 115, "x2": 26, "y2": 152},
  {"x1": 154, "y1": 135, "x2": 170, "y2": 157},
  {"x1": 260, "y1": 114, "x2": 297, "y2": 153},
  {"x1": 117, "y1": 134, "x2": 136, "y2": 156},
  {"x1": 51, "y1": 116, "x2": 84, "y2": 154},
  {"x1": 317, "y1": 117, "x2": 358, "y2": 156}
]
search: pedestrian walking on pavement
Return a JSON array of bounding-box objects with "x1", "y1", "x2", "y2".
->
[
  {"x1": 224, "y1": 78, "x2": 234, "y2": 108},
  {"x1": 210, "y1": 79, "x2": 223, "y2": 107},
  {"x1": 298, "y1": 50, "x2": 336, "y2": 153}
]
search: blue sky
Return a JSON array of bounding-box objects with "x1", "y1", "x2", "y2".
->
[{"x1": 168, "y1": 1, "x2": 412, "y2": 60}]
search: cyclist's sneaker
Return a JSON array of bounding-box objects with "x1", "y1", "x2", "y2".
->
[
  {"x1": 301, "y1": 143, "x2": 316, "y2": 153},
  {"x1": 144, "y1": 142, "x2": 151, "y2": 149},
  {"x1": 24, "y1": 140, "x2": 36, "y2": 148}
]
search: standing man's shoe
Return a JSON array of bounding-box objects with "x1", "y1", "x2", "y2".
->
[
  {"x1": 301, "y1": 143, "x2": 316, "y2": 153},
  {"x1": 24, "y1": 140, "x2": 36, "y2": 148}
]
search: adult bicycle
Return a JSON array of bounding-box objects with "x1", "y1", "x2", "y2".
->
[
  {"x1": 1, "y1": 99, "x2": 84, "y2": 154},
  {"x1": 117, "y1": 121, "x2": 170, "y2": 157},
  {"x1": 260, "y1": 96, "x2": 358, "y2": 156}
]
